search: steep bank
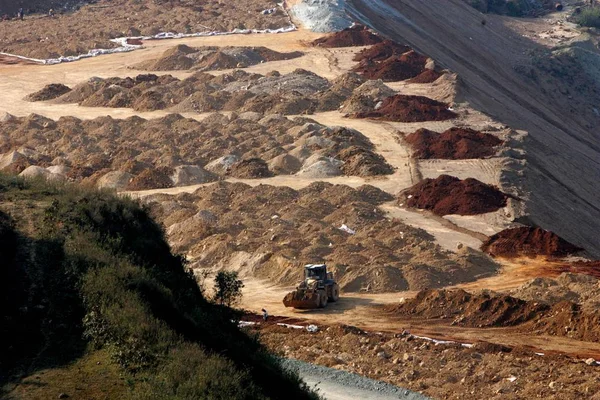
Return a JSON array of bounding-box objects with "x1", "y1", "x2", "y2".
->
[{"x1": 347, "y1": 0, "x2": 600, "y2": 257}]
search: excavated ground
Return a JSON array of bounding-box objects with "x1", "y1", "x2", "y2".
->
[
  {"x1": 311, "y1": 24, "x2": 382, "y2": 47},
  {"x1": 481, "y1": 226, "x2": 584, "y2": 258},
  {"x1": 134, "y1": 45, "x2": 304, "y2": 72},
  {"x1": 400, "y1": 174, "x2": 509, "y2": 216},
  {"x1": 145, "y1": 182, "x2": 500, "y2": 292},
  {"x1": 404, "y1": 127, "x2": 504, "y2": 159},
  {"x1": 0, "y1": 112, "x2": 393, "y2": 189},
  {"x1": 355, "y1": 94, "x2": 457, "y2": 122},
  {"x1": 0, "y1": 0, "x2": 291, "y2": 59},
  {"x1": 34, "y1": 69, "x2": 391, "y2": 116}
]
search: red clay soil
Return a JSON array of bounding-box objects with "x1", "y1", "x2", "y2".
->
[
  {"x1": 387, "y1": 289, "x2": 548, "y2": 328},
  {"x1": 407, "y1": 69, "x2": 443, "y2": 84},
  {"x1": 401, "y1": 174, "x2": 508, "y2": 216},
  {"x1": 405, "y1": 127, "x2": 503, "y2": 159},
  {"x1": 481, "y1": 227, "x2": 583, "y2": 258},
  {"x1": 312, "y1": 25, "x2": 383, "y2": 47},
  {"x1": 386, "y1": 289, "x2": 600, "y2": 342},
  {"x1": 352, "y1": 50, "x2": 428, "y2": 82},
  {"x1": 353, "y1": 40, "x2": 411, "y2": 62},
  {"x1": 555, "y1": 261, "x2": 600, "y2": 279},
  {"x1": 354, "y1": 95, "x2": 457, "y2": 122}
]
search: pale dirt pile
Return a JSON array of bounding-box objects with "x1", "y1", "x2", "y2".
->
[
  {"x1": 46, "y1": 69, "x2": 390, "y2": 115},
  {"x1": 145, "y1": 181, "x2": 500, "y2": 293},
  {"x1": 0, "y1": 112, "x2": 393, "y2": 187},
  {"x1": 253, "y1": 320, "x2": 600, "y2": 400},
  {"x1": 0, "y1": 0, "x2": 291, "y2": 59},
  {"x1": 135, "y1": 45, "x2": 304, "y2": 71},
  {"x1": 511, "y1": 272, "x2": 600, "y2": 313}
]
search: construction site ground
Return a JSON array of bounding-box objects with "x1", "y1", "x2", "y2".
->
[{"x1": 1, "y1": 1, "x2": 600, "y2": 398}]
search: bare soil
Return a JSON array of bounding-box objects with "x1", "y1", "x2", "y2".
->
[
  {"x1": 252, "y1": 318, "x2": 600, "y2": 400},
  {"x1": 134, "y1": 45, "x2": 304, "y2": 72},
  {"x1": 146, "y1": 182, "x2": 499, "y2": 293},
  {"x1": 354, "y1": 94, "x2": 457, "y2": 122},
  {"x1": 404, "y1": 127, "x2": 503, "y2": 159},
  {"x1": 353, "y1": 50, "x2": 429, "y2": 82},
  {"x1": 400, "y1": 174, "x2": 509, "y2": 216},
  {"x1": 481, "y1": 226, "x2": 584, "y2": 258},
  {"x1": 24, "y1": 83, "x2": 71, "y2": 101},
  {"x1": 312, "y1": 24, "x2": 382, "y2": 47},
  {"x1": 0, "y1": 0, "x2": 291, "y2": 59}
]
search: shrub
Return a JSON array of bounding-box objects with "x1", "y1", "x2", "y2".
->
[
  {"x1": 577, "y1": 8, "x2": 600, "y2": 29},
  {"x1": 213, "y1": 271, "x2": 244, "y2": 307}
]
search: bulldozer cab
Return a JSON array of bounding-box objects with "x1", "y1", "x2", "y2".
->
[{"x1": 304, "y1": 264, "x2": 329, "y2": 281}]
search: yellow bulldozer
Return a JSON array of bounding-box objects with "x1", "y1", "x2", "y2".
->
[{"x1": 283, "y1": 264, "x2": 340, "y2": 309}]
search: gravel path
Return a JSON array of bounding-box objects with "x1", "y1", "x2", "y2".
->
[{"x1": 281, "y1": 358, "x2": 430, "y2": 400}]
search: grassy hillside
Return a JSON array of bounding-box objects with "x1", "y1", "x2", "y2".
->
[{"x1": 0, "y1": 175, "x2": 318, "y2": 400}]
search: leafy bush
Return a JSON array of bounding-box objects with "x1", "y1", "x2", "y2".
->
[
  {"x1": 577, "y1": 8, "x2": 600, "y2": 29},
  {"x1": 0, "y1": 175, "x2": 318, "y2": 399},
  {"x1": 213, "y1": 271, "x2": 244, "y2": 306}
]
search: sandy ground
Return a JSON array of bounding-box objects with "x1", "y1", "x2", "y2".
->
[{"x1": 2, "y1": 6, "x2": 597, "y2": 383}]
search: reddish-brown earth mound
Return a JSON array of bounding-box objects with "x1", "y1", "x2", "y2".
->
[
  {"x1": 388, "y1": 289, "x2": 548, "y2": 328},
  {"x1": 24, "y1": 83, "x2": 71, "y2": 101},
  {"x1": 405, "y1": 127, "x2": 503, "y2": 159},
  {"x1": 353, "y1": 50, "x2": 428, "y2": 82},
  {"x1": 126, "y1": 167, "x2": 174, "y2": 191},
  {"x1": 407, "y1": 69, "x2": 444, "y2": 84},
  {"x1": 481, "y1": 227, "x2": 583, "y2": 258},
  {"x1": 354, "y1": 95, "x2": 457, "y2": 122},
  {"x1": 556, "y1": 261, "x2": 600, "y2": 278},
  {"x1": 401, "y1": 174, "x2": 508, "y2": 216},
  {"x1": 353, "y1": 40, "x2": 411, "y2": 62},
  {"x1": 312, "y1": 25, "x2": 383, "y2": 47},
  {"x1": 387, "y1": 289, "x2": 600, "y2": 341}
]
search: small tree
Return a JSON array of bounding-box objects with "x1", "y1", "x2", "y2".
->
[{"x1": 213, "y1": 271, "x2": 244, "y2": 307}]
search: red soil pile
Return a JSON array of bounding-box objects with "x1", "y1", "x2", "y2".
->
[
  {"x1": 353, "y1": 40, "x2": 411, "y2": 62},
  {"x1": 401, "y1": 174, "x2": 508, "y2": 216},
  {"x1": 25, "y1": 83, "x2": 71, "y2": 102},
  {"x1": 481, "y1": 227, "x2": 583, "y2": 258},
  {"x1": 312, "y1": 25, "x2": 383, "y2": 48},
  {"x1": 126, "y1": 167, "x2": 174, "y2": 191},
  {"x1": 405, "y1": 127, "x2": 503, "y2": 159},
  {"x1": 355, "y1": 95, "x2": 457, "y2": 122},
  {"x1": 555, "y1": 261, "x2": 600, "y2": 279},
  {"x1": 407, "y1": 69, "x2": 443, "y2": 84},
  {"x1": 353, "y1": 50, "x2": 428, "y2": 82},
  {"x1": 389, "y1": 289, "x2": 600, "y2": 341},
  {"x1": 387, "y1": 289, "x2": 548, "y2": 328}
]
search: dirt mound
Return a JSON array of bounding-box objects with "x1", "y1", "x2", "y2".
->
[
  {"x1": 312, "y1": 25, "x2": 383, "y2": 47},
  {"x1": 227, "y1": 158, "x2": 273, "y2": 179},
  {"x1": 341, "y1": 80, "x2": 395, "y2": 114},
  {"x1": 126, "y1": 167, "x2": 174, "y2": 191},
  {"x1": 400, "y1": 175, "x2": 508, "y2": 216},
  {"x1": 388, "y1": 289, "x2": 548, "y2": 328},
  {"x1": 136, "y1": 45, "x2": 303, "y2": 71},
  {"x1": 405, "y1": 127, "x2": 503, "y2": 159},
  {"x1": 0, "y1": 113, "x2": 385, "y2": 186},
  {"x1": 25, "y1": 83, "x2": 71, "y2": 101},
  {"x1": 336, "y1": 146, "x2": 394, "y2": 176},
  {"x1": 353, "y1": 50, "x2": 429, "y2": 82},
  {"x1": 481, "y1": 227, "x2": 583, "y2": 258},
  {"x1": 148, "y1": 182, "x2": 499, "y2": 292},
  {"x1": 50, "y1": 69, "x2": 340, "y2": 115},
  {"x1": 407, "y1": 69, "x2": 444, "y2": 84},
  {"x1": 353, "y1": 40, "x2": 411, "y2": 62},
  {"x1": 0, "y1": 0, "x2": 292, "y2": 59},
  {"x1": 354, "y1": 95, "x2": 457, "y2": 122}
]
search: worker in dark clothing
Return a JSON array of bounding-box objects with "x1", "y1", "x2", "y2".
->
[
  {"x1": 17, "y1": 8, "x2": 24, "y2": 20},
  {"x1": 261, "y1": 308, "x2": 269, "y2": 322}
]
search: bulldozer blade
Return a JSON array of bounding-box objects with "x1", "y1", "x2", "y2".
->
[{"x1": 282, "y1": 291, "x2": 320, "y2": 309}]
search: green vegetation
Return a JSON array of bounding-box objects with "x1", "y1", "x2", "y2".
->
[
  {"x1": 576, "y1": 8, "x2": 600, "y2": 29},
  {"x1": 0, "y1": 175, "x2": 318, "y2": 400},
  {"x1": 213, "y1": 271, "x2": 245, "y2": 307}
]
